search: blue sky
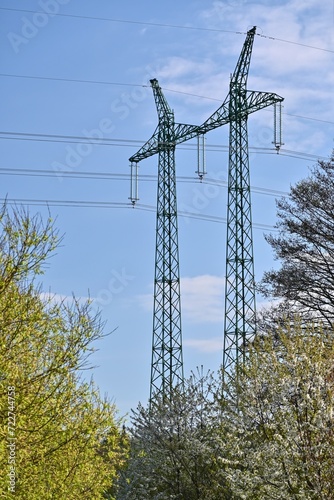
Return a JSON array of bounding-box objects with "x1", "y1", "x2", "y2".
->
[{"x1": 0, "y1": 0, "x2": 333, "y2": 418}]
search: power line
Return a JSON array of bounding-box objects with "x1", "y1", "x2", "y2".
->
[
  {"x1": 0, "y1": 167, "x2": 135, "y2": 180},
  {"x1": 0, "y1": 129, "x2": 258, "y2": 153},
  {"x1": 282, "y1": 113, "x2": 334, "y2": 126},
  {"x1": 278, "y1": 149, "x2": 328, "y2": 161},
  {"x1": 137, "y1": 203, "x2": 276, "y2": 230},
  {"x1": 202, "y1": 177, "x2": 289, "y2": 198},
  {"x1": 255, "y1": 32, "x2": 334, "y2": 54},
  {"x1": 0, "y1": 130, "x2": 262, "y2": 154},
  {"x1": 0, "y1": 72, "x2": 145, "y2": 89},
  {"x1": 1, "y1": 7, "x2": 333, "y2": 54},
  {"x1": 1, "y1": 73, "x2": 332, "y2": 127},
  {"x1": 0, "y1": 166, "x2": 291, "y2": 198},
  {"x1": 0, "y1": 197, "x2": 277, "y2": 230},
  {"x1": 0, "y1": 130, "x2": 227, "y2": 151},
  {"x1": 0, "y1": 7, "x2": 244, "y2": 35},
  {"x1": 0, "y1": 131, "x2": 145, "y2": 148},
  {"x1": 0, "y1": 130, "x2": 142, "y2": 145},
  {"x1": 0, "y1": 131, "x2": 330, "y2": 161}
]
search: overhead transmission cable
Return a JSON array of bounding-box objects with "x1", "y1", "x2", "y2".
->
[
  {"x1": 0, "y1": 7, "x2": 239, "y2": 34},
  {"x1": 1, "y1": 7, "x2": 333, "y2": 54},
  {"x1": 0, "y1": 166, "x2": 323, "y2": 199},
  {"x1": 0, "y1": 130, "x2": 271, "y2": 154},
  {"x1": 0, "y1": 166, "x2": 290, "y2": 197},
  {"x1": 0, "y1": 74, "x2": 332, "y2": 127},
  {"x1": 0, "y1": 72, "x2": 144, "y2": 89},
  {"x1": 0, "y1": 197, "x2": 277, "y2": 230},
  {"x1": 0, "y1": 131, "x2": 330, "y2": 161}
]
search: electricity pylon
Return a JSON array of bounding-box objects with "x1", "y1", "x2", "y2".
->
[
  {"x1": 223, "y1": 26, "x2": 262, "y2": 374},
  {"x1": 221, "y1": 27, "x2": 284, "y2": 375},
  {"x1": 129, "y1": 80, "x2": 194, "y2": 403},
  {"x1": 129, "y1": 26, "x2": 284, "y2": 400}
]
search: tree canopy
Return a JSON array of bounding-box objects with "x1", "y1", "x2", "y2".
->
[
  {"x1": 118, "y1": 321, "x2": 334, "y2": 499},
  {"x1": 259, "y1": 151, "x2": 334, "y2": 326},
  {"x1": 222, "y1": 322, "x2": 334, "y2": 499},
  {"x1": 117, "y1": 370, "x2": 232, "y2": 500},
  {"x1": 0, "y1": 204, "x2": 128, "y2": 499}
]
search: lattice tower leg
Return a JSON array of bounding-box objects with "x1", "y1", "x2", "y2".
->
[
  {"x1": 223, "y1": 93, "x2": 256, "y2": 376},
  {"x1": 150, "y1": 141, "x2": 184, "y2": 403}
]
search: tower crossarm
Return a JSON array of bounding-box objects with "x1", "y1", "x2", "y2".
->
[
  {"x1": 128, "y1": 90, "x2": 283, "y2": 163},
  {"x1": 128, "y1": 27, "x2": 282, "y2": 164},
  {"x1": 197, "y1": 96, "x2": 231, "y2": 133},
  {"x1": 129, "y1": 123, "x2": 200, "y2": 163},
  {"x1": 129, "y1": 78, "x2": 201, "y2": 163},
  {"x1": 129, "y1": 125, "x2": 160, "y2": 163},
  {"x1": 245, "y1": 90, "x2": 284, "y2": 114},
  {"x1": 192, "y1": 89, "x2": 283, "y2": 134}
]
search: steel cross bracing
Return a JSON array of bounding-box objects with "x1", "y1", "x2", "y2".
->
[
  {"x1": 223, "y1": 27, "x2": 259, "y2": 375},
  {"x1": 221, "y1": 28, "x2": 283, "y2": 376},
  {"x1": 144, "y1": 79, "x2": 188, "y2": 403},
  {"x1": 129, "y1": 26, "x2": 284, "y2": 399}
]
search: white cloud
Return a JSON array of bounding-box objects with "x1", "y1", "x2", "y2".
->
[
  {"x1": 39, "y1": 292, "x2": 73, "y2": 305},
  {"x1": 184, "y1": 336, "x2": 222, "y2": 353},
  {"x1": 158, "y1": 57, "x2": 214, "y2": 80},
  {"x1": 147, "y1": 1, "x2": 333, "y2": 152},
  {"x1": 199, "y1": 2, "x2": 333, "y2": 100},
  {"x1": 181, "y1": 274, "x2": 225, "y2": 323},
  {"x1": 137, "y1": 274, "x2": 225, "y2": 324}
]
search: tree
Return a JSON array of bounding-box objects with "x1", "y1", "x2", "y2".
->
[
  {"x1": 117, "y1": 370, "x2": 232, "y2": 500},
  {"x1": 0, "y1": 204, "x2": 128, "y2": 499},
  {"x1": 259, "y1": 151, "x2": 334, "y2": 326},
  {"x1": 222, "y1": 322, "x2": 334, "y2": 499}
]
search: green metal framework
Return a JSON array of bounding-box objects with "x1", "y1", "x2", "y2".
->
[
  {"x1": 129, "y1": 27, "x2": 284, "y2": 400},
  {"x1": 150, "y1": 80, "x2": 184, "y2": 401},
  {"x1": 223, "y1": 29, "x2": 257, "y2": 372},
  {"x1": 130, "y1": 80, "x2": 197, "y2": 402},
  {"x1": 222, "y1": 27, "x2": 283, "y2": 374}
]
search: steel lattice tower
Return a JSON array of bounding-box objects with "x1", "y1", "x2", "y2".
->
[
  {"x1": 149, "y1": 80, "x2": 184, "y2": 401},
  {"x1": 222, "y1": 27, "x2": 283, "y2": 375},
  {"x1": 223, "y1": 28, "x2": 258, "y2": 373},
  {"x1": 129, "y1": 80, "x2": 189, "y2": 402},
  {"x1": 129, "y1": 27, "x2": 284, "y2": 400}
]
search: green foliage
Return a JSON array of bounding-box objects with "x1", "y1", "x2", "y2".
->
[{"x1": 0, "y1": 204, "x2": 128, "y2": 499}]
